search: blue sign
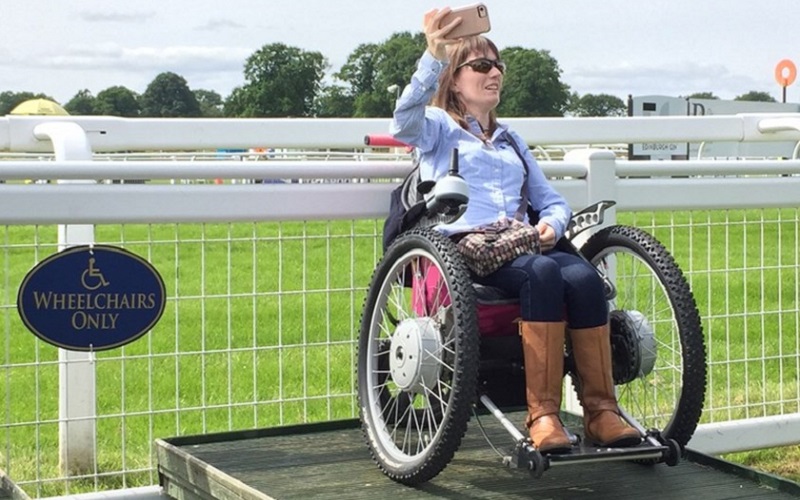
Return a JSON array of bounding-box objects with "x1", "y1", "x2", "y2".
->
[{"x1": 17, "y1": 245, "x2": 166, "y2": 351}]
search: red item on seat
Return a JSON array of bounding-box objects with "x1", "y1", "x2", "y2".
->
[{"x1": 412, "y1": 263, "x2": 520, "y2": 338}]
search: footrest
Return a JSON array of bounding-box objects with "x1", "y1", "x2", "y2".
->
[{"x1": 545, "y1": 441, "x2": 668, "y2": 465}]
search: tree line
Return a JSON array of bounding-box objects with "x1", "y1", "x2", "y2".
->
[{"x1": 0, "y1": 32, "x2": 779, "y2": 119}]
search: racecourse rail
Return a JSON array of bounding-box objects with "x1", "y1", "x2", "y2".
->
[{"x1": 1, "y1": 113, "x2": 800, "y2": 498}]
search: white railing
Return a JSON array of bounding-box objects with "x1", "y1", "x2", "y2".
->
[{"x1": 1, "y1": 114, "x2": 800, "y2": 497}]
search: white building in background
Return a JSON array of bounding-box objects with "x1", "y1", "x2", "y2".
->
[{"x1": 629, "y1": 95, "x2": 800, "y2": 160}]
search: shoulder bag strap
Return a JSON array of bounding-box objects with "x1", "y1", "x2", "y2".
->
[{"x1": 504, "y1": 131, "x2": 531, "y2": 221}]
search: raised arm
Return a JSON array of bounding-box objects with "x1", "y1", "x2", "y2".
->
[{"x1": 390, "y1": 8, "x2": 461, "y2": 151}]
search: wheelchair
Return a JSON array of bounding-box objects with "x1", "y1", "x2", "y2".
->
[{"x1": 357, "y1": 148, "x2": 707, "y2": 486}]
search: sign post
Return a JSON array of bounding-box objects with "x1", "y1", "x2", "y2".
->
[{"x1": 32, "y1": 121, "x2": 99, "y2": 475}]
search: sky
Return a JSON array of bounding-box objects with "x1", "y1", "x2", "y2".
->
[{"x1": 2, "y1": 0, "x2": 799, "y2": 106}]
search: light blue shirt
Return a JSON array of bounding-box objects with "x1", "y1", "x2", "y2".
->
[{"x1": 390, "y1": 51, "x2": 571, "y2": 239}]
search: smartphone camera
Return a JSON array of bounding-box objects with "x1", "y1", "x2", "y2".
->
[{"x1": 477, "y1": 5, "x2": 487, "y2": 17}]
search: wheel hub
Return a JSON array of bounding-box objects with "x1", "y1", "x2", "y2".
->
[
  {"x1": 390, "y1": 318, "x2": 443, "y2": 392},
  {"x1": 609, "y1": 310, "x2": 657, "y2": 384}
]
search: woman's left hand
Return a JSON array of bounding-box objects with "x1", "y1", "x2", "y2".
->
[{"x1": 536, "y1": 222, "x2": 557, "y2": 252}]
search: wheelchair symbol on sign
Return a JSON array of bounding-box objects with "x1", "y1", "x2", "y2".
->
[{"x1": 81, "y1": 257, "x2": 110, "y2": 290}]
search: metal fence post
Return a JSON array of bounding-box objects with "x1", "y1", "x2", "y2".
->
[
  {"x1": 566, "y1": 148, "x2": 618, "y2": 229},
  {"x1": 33, "y1": 122, "x2": 97, "y2": 475},
  {"x1": 561, "y1": 148, "x2": 619, "y2": 415}
]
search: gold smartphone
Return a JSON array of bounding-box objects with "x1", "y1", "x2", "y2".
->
[{"x1": 441, "y1": 3, "x2": 491, "y2": 39}]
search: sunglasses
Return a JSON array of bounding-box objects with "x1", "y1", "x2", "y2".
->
[{"x1": 456, "y1": 58, "x2": 506, "y2": 74}]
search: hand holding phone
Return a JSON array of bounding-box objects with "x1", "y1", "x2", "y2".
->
[{"x1": 440, "y1": 3, "x2": 491, "y2": 40}]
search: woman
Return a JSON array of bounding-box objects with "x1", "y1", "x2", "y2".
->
[{"x1": 390, "y1": 8, "x2": 642, "y2": 452}]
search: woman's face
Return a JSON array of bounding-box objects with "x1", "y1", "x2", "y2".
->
[{"x1": 452, "y1": 49, "x2": 504, "y2": 117}]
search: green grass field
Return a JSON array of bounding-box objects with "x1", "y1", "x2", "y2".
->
[{"x1": 1, "y1": 210, "x2": 799, "y2": 496}]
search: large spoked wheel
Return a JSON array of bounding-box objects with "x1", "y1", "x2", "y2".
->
[
  {"x1": 358, "y1": 227, "x2": 479, "y2": 485},
  {"x1": 579, "y1": 225, "x2": 706, "y2": 451}
]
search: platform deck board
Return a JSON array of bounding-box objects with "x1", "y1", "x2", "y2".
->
[{"x1": 157, "y1": 413, "x2": 800, "y2": 500}]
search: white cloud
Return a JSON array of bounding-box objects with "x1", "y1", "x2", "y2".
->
[
  {"x1": 194, "y1": 19, "x2": 245, "y2": 32},
  {"x1": 565, "y1": 61, "x2": 770, "y2": 101},
  {"x1": 8, "y1": 44, "x2": 251, "y2": 74},
  {"x1": 79, "y1": 11, "x2": 156, "y2": 23}
]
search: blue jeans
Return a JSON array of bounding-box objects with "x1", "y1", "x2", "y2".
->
[{"x1": 473, "y1": 250, "x2": 608, "y2": 328}]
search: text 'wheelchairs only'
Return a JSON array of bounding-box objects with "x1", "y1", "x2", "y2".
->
[{"x1": 356, "y1": 143, "x2": 707, "y2": 485}]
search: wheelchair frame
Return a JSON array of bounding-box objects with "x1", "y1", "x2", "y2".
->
[{"x1": 358, "y1": 164, "x2": 707, "y2": 485}]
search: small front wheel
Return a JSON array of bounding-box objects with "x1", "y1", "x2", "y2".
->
[{"x1": 527, "y1": 449, "x2": 546, "y2": 479}]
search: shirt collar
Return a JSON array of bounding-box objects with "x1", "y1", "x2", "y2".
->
[
  {"x1": 465, "y1": 115, "x2": 510, "y2": 143},
  {"x1": 465, "y1": 115, "x2": 484, "y2": 137}
]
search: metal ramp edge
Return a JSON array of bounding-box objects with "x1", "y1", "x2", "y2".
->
[
  {"x1": 1, "y1": 467, "x2": 32, "y2": 500},
  {"x1": 156, "y1": 417, "x2": 800, "y2": 500}
]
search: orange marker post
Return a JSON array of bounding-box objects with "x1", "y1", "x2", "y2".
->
[{"x1": 774, "y1": 59, "x2": 797, "y2": 103}]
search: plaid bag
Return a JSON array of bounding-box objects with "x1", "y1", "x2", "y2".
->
[
  {"x1": 456, "y1": 218, "x2": 540, "y2": 277},
  {"x1": 454, "y1": 131, "x2": 544, "y2": 276}
]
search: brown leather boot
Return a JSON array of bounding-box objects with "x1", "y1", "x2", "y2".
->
[
  {"x1": 570, "y1": 324, "x2": 642, "y2": 447},
  {"x1": 520, "y1": 321, "x2": 571, "y2": 453}
]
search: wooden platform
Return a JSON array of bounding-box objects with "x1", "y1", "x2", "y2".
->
[{"x1": 156, "y1": 412, "x2": 800, "y2": 500}]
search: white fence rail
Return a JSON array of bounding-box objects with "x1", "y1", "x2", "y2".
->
[{"x1": 1, "y1": 114, "x2": 800, "y2": 497}]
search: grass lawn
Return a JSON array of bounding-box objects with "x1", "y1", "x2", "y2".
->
[{"x1": 1, "y1": 209, "x2": 799, "y2": 495}]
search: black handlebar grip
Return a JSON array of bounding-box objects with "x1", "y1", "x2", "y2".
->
[{"x1": 449, "y1": 148, "x2": 459, "y2": 175}]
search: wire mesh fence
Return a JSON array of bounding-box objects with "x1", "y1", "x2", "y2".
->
[{"x1": 0, "y1": 207, "x2": 798, "y2": 496}]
